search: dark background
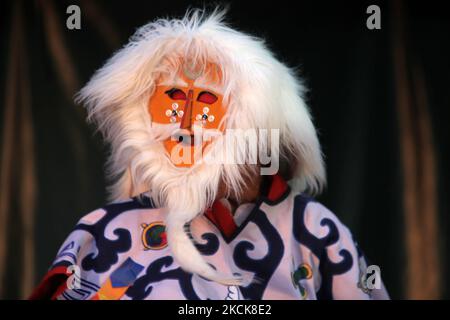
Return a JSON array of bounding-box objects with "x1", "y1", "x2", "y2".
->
[{"x1": 1, "y1": 0, "x2": 449, "y2": 299}]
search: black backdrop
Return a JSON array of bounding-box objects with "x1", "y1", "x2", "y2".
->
[{"x1": 1, "y1": 0, "x2": 449, "y2": 299}]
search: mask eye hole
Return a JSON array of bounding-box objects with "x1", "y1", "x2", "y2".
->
[
  {"x1": 165, "y1": 88, "x2": 187, "y2": 100},
  {"x1": 197, "y1": 91, "x2": 218, "y2": 104}
]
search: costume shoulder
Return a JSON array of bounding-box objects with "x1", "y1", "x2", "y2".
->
[
  {"x1": 292, "y1": 194, "x2": 390, "y2": 300},
  {"x1": 29, "y1": 196, "x2": 160, "y2": 300}
]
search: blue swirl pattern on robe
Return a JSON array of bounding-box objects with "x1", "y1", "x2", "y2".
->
[
  {"x1": 292, "y1": 195, "x2": 353, "y2": 299},
  {"x1": 75, "y1": 200, "x2": 152, "y2": 273},
  {"x1": 233, "y1": 208, "x2": 284, "y2": 299},
  {"x1": 125, "y1": 232, "x2": 220, "y2": 299}
]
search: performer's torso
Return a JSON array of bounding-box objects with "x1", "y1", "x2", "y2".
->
[{"x1": 54, "y1": 192, "x2": 324, "y2": 300}]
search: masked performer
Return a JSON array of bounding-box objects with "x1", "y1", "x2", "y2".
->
[{"x1": 30, "y1": 9, "x2": 389, "y2": 300}]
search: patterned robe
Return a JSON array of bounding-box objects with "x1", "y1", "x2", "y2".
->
[{"x1": 30, "y1": 175, "x2": 389, "y2": 300}]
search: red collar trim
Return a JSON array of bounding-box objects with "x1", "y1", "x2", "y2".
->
[
  {"x1": 205, "y1": 200, "x2": 237, "y2": 239},
  {"x1": 205, "y1": 174, "x2": 289, "y2": 238},
  {"x1": 266, "y1": 174, "x2": 289, "y2": 202}
]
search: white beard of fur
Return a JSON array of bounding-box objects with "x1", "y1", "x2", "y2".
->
[
  {"x1": 164, "y1": 167, "x2": 256, "y2": 286},
  {"x1": 165, "y1": 207, "x2": 244, "y2": 286},
  {"x1": 125, "y1": 131, "x2": 245, "y2": 285},
  {"x1": 153, "y1": 165, "x2": 246, "y2": 286}
]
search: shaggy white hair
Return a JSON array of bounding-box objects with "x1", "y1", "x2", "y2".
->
[{"x1": 76, "y1": 8, "x2": 326, "y2": 285}]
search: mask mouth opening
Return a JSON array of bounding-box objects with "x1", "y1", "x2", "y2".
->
[
  {"x1": 177, "y1": 134, "x2": 195, "y2": 146},
  {"x1": 173, "y1": 130, "x2": 201, "y2": 147}
]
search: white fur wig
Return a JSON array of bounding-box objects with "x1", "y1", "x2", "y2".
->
[{"x1": 76, "y1": 8, "x2": 326, "y2": 285}]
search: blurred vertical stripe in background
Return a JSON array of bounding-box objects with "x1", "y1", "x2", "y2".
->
[
  {"x1": 1, "y1": 0, "x2": 36, "y2": 298},
  {"x1": 392, "y1": 0, "x2": 441, "y2": 299}
]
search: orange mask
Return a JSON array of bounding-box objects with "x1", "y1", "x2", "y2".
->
[{"x1": 148, "y1": 71, "x2": 227, "y2": 167}]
